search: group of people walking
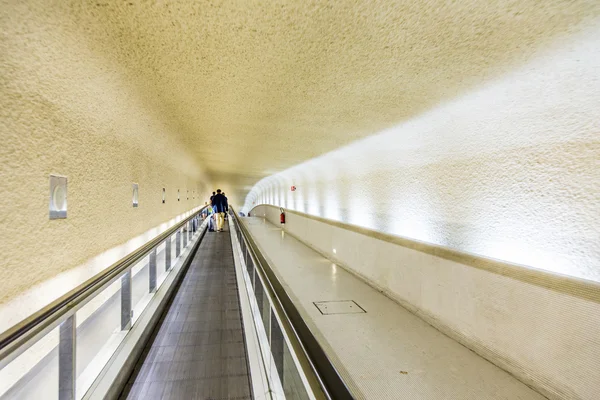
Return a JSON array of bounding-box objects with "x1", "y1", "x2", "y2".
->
[{"x1": 206, "y1": 189, "x2": 228, "y2": 232}]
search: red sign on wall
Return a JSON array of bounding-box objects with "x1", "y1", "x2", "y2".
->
[{"x1": 290, "y1": 186, "x2": 297, "y2": 191}]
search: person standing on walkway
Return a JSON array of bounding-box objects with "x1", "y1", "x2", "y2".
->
[
  {"x1": 222, "y1": 192, "x2": 229, "y2": 220},
  {"x1": 210, "y1": 192, "x2": 218, "y2": 222},
  {"x1": 206, "y1": 202, "x2": 216, "y2": 232},
  {"x1": 212, "y1": 189, "x2": 227, "y2": 232}
]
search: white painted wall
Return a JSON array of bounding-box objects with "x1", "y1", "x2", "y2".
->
[
  {"x1": 252, "y1": 205, "x2": 600, "y2": 400},
  {"x1": 243, "y1": 23, "x2": 600, "y2": 283}
]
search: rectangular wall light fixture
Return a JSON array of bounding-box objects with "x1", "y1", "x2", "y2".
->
[
  {"x1": 132, "y1": 183, "x2": 139, "y2": 207},
  {"x1": 49, "y1": 175, "x2": 67, "y2": 219}
]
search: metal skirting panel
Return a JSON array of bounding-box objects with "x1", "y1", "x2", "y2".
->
[{"x1": 119, "y1": 227, "x2": 252, "y2": 400}]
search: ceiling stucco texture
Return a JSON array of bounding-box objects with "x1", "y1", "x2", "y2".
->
[{"x1": 8, "y1": 0, "x2": 596, "y2": 197}]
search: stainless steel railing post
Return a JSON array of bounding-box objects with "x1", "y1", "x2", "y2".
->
[
  {"x1": 58, "y1": 315, "x2": 76, "y2": 400},
  {"x1": 165, "y1": 238, "x2": 172, "y2": 271},
  {"x1": 120, "y1": 271, "x2": 132, "y2": 330},
  {"x1": 149, "y1": 248, "x2": 157, "y2": 293}
]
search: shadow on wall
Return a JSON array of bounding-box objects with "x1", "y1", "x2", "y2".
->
[{"x1": 243, "y1": 24, "x2": 600, "y2": 283}]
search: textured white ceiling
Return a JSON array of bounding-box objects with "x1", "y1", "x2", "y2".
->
[{"x1": 38, "y1": 0, "x2": 600, "y2": 196}]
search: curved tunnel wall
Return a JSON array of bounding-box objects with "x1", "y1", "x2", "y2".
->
[
  {"x1": 243, "y1": 22, "x2": 600, "y2": 283},
  {"x1": 250, "y1": 204, "x2": 600, "y2": 400},
  {"x1": 0, "y1": 4, "x2": 210, "y2": 307}
]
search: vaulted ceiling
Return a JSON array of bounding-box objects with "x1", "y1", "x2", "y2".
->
[{"x1": 42, "y1": 0, "x2": 598, "y2": 199}]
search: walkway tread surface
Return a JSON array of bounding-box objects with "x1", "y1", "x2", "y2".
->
[
  {"x1": 243, "y1": 217, "x2": 545, "y2": 400},
  {"x1": 120, "y1": 225, "x2": 252, "y2": 400}
]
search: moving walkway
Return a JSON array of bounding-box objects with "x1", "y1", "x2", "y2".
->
[{"x1": 0, "y1": 208, "x2": 350, "y2": 400}]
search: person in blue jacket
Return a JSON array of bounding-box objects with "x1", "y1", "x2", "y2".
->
[
  {"x1": 222, "y1": 192, "x2": 229, "y2": 220},
  {"x1": 212, "y1": 189, "x2": 227, "y2": 232}
]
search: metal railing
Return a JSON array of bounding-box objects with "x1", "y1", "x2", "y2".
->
[
  {"x1": 230, "y1": 207, "x2": 354, "y2": 400},
  {"x1": 0, "y1": 205, "x2": 353, "y2": 400},
  {"x1": 0, "y1": 206, "x2": 208, "y2": 400}
]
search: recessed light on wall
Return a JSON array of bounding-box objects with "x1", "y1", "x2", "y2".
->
[
  {"x1": 132, "y1": 183, "x2": 139, "y2": 207},
  {"x1": 162, "y1": 188, "x2": 166, "y2": 204},
  {"x1": 49, "y1": 175, "x2": 67, "y2": 219},
  {"x1": 333, "y1": 248, "x2": 337, "y2": 254}
]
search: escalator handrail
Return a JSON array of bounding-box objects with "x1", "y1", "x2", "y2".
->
[
  {"x1": 0, "y1": 205, "x2": 209, "y2": 365},
  {"x1": 231, "y1": 207, "x2": 355, "y2": 400}
]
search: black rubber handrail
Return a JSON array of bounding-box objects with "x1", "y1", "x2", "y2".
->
[
  {"x1": 231, "y1": 207, "x2": 355, "y2": 400},
  {"x1": 0, "y1": 206, "x2": 208, "y2": 360}
]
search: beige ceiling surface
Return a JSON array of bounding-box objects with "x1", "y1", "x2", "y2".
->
[{"x1": 47, "y1": 0, "x2": 598, "y2": 195}]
